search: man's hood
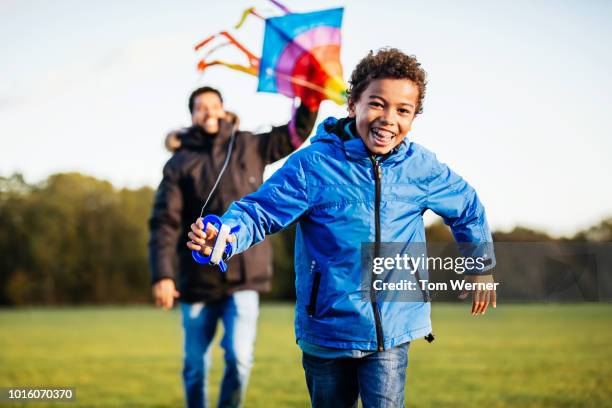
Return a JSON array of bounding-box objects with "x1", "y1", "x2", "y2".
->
[{"x1": 165, "y1": 111, "x2": 240, "y2": 152}]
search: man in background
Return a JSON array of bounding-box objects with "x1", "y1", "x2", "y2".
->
[{"x1": 149, "y1": 86, "x2": 318, "y2": 408}]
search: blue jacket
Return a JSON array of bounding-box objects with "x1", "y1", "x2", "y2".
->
[{"x1": 221, "y1": 117, "x2": 495, "y2": 351}]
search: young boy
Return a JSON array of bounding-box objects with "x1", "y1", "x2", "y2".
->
[{"x1": 187, "y1": 48, "x2": 496, "y2": 407}]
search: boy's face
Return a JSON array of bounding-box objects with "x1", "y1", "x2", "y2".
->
[
  {"x1": 348, "y1": 78, "x2": 419, "y2": 155},
  {"x1": 191, "y1": 92, "x2": 225, "y2": 134}
]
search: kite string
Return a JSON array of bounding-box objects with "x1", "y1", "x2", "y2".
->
[{"x1": 198, "y1": 128, "x2": 237, "y2": 219}]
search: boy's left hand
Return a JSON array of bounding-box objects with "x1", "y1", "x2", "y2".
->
[
  {"x1": 187, "y1": 217, "x2": 236, "y2": 256},
  {"x1": 458, "y1": 274, "x2": 497, "y2": 316}
]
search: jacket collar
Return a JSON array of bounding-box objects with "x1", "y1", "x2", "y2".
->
[
  {"x1": 311, "y1": 117, "x2": 410, "y2": 164},
  {"x1": 181, "y1": 119, "x2": 235, "y2": 150}
]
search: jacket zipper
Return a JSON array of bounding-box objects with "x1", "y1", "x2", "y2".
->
[{"x1": 370, "y1": 156, "x2": 385, "y2": 352}]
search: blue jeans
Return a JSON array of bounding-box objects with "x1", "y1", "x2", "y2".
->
[
  {"x1": 180, "y1": 290, "x2": 259, "y2": 408},
  {"x1": 302, "y1": 343, "x2": 409, "y2": 408}
]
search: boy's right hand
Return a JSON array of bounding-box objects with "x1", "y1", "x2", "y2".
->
[
  {"x1": 458, "y1": 274, "x2": 497, "y2": 315},
  {"x1": 186, "y1": 217, "x2": 235, "y2": 256}
]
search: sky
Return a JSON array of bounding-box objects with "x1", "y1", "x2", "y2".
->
[{"x1": 1, "y1": 0, "x2": 611, "y2": 237}]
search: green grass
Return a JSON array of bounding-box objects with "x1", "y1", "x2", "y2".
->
[{"x1": 0, "y1": 304, "x2": 611, "y2": 407}]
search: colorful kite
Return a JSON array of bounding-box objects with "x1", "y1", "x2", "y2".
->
[{"x1": 194, "y1": 1, "x2": 347, "y2": 111}]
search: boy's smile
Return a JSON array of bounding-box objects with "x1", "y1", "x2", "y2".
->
[{"x1": 348, "y1": 78, "x2": 419, "y2": 155}]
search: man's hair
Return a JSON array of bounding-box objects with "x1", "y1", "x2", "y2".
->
[
  {"x1": 348, "y1": 48, "x2": 427, "y2": 115},
  {"x1": 188, "y1": 86, "x2": 224, "y2": 114}
]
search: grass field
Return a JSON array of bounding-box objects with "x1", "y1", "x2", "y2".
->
[{"x1": 1, "y1": 303, "x2": 611, "y2": 407}]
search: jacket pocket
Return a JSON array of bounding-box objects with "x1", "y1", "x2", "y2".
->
[{"x1": 306, "y1": 272, "x2": 322, "y2": 317}]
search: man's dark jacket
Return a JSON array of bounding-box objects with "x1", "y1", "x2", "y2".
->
[{"x1": 149, "y1": 104, "x2": 317, "y2": 302}]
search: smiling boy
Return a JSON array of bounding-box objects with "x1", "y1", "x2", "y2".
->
[{"x1": 188, "y1": 48, "x2": 496, "y2": 407}]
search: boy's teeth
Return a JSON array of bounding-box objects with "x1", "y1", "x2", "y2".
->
[
  {"x1": 372, "y1": 128, "x2": 393, "y2": 138},
  {"x1": 372, "y1": 128, "x2": 393, "y2": 140}
]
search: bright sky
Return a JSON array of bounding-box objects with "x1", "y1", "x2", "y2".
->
[{"x1": 1, "y1": 0, "x2": 611, "y2": 236}]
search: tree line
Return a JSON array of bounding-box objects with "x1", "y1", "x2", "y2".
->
[{"x1": 0, "y1": 172, "x2": 609, "y2": 305}]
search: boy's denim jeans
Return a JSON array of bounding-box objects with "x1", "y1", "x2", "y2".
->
[
  {"x1": 180, "y1": 290, "x2": 259, "y2": 408},
  {"x1": 302, "y1": 343, "x2": 409, "y2": 408}
]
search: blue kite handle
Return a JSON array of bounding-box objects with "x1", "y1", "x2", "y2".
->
[{"x1": 191, "y1": 215, "x2": 240, "y2": 272}]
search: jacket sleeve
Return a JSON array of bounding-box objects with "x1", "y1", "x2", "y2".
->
[
  {"x1": 148, "y1": 158, "x2": 183, "y2": 284},
  {"x1": 258, "y1": 102, "x2": 318, "y2": 165},
  {"x1": 220, "y1": 152, "x2": 309, "y2": 256},
  {"x1": 426, "y1": 157, "x2": 496, "y2": 274}
]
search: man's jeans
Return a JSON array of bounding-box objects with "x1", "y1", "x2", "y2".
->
[
  {"x1": 180, "y1": 290, "x2": 259, "y2": 408},
  {"x1": 302, "y1": 343, "x2": 409, "y2": 408}
]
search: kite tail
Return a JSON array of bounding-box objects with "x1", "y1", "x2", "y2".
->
[
  {"x1": 197, "y1": 60, "x2": 258, "y2": 76},
  {"x1": 195, "y1": 31, "x2": 261, "y2": 75},
  {"x1": 217, "y1": 31, "x2": 260, "y2": 68},
  {"x1": 194, "y1": 34, "x2": 217, "y2": 51},
  {"x1": 268, "y1": 0, "x2": 291, "y2": 14},
  {"x1": 235, "y1": 7, "x2": 265, "y2": 29}
]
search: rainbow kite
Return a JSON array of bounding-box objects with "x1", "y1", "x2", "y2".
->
[{"x1": 194, "y1": 1, "x2": 347, "y2": 111}]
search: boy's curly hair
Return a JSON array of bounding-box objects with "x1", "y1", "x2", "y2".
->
[{"x1": 348, "y1": 48, "x2": 427, "y2": 115}]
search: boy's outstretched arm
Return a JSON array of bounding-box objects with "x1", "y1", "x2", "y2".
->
[
  {"x1": 426, "y1": 157, "x2": 497, "y2": 315},
  {"x1": 187, "y1": 153, "x2": 309, "y2": 257}
]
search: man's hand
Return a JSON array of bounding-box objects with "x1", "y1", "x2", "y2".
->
[
  {"x1": 458, "y1": 274, "x2": 497, "y2": 316},
  {"x1": 186, "y1": 218, "x2": 236, "y2": 256},
  {"x1": 152, "y1": 278, "x2": 180, "y2": 310}
]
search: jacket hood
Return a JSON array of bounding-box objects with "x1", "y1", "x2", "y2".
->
[
  {"x1": 310, "y1": 116, "x2": 348, "y2": 146},
  {"x1": 311, "y1": 116, "x2": 411, "y2": 163}
]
